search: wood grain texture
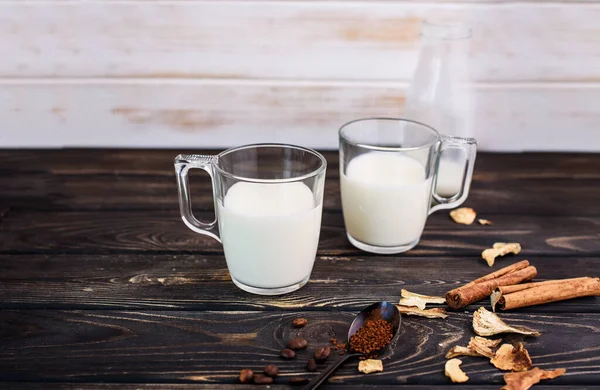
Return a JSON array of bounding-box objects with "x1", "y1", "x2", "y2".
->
[
  {"x1": 1, "y1": 82, "x2": 599, "y2": 151},
  {"x1": 1, "y1": 254, "x2": 599, "y2": 312},
  {"x1": 1, "y1": 149, "x2": 599, "y2": 388},
  {"x1": 0, "y1": 210, "x2": 598, "y2": 256},
  {"x1": 1, "y1": 1, "x2": 599, "y2": 151},
  {"x1": 1, "y1": 2, "x2": 599, "y2": 82},
  {"x1": 1, "y1": 310, "x2": 598, "y2": 385},
  {"x1": 0, "y1": 81, "x2": 403, "y2": 149},
  {"x1": 2, "y1": 170, "x2": 600, "y2": 215},
  {"x1": 3, "y1": 150, "x2": 600, "y2": 179}
]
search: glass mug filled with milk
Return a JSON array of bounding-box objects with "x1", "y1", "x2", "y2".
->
[
  {"x1": 340, "y1": 118, "x2": 476, "y2": 254},
  {"x1": 174, "y1": 144, "x2": 326, "y2": 295}
]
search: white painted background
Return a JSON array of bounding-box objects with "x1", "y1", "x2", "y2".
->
[{"x1": 0, "y1": 0, "x2": 599, "y2": 151}]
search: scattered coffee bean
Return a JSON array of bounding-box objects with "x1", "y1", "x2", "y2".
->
[
  {"x1": 287, "y1": 337, "x2": 308, "y2": 350},
  {"x1": 289, "y1": 377, "x2": 310, "y2": 385},
  {"x1": 253, "y1": 374, "x2": 273, "y2": 384},
  {"x1": 293, "y1": 318, "x2": 308, "y2": 328},
  {"x1": 239, "y1": 368, "x2": 253, "y2": 383},
  {"x1": 263, "y1": 364, "x2": 279, "y2": 377},
  {"x1": 281, "y1": 348, "x2": 296, "y2": 359},
  {"x1": 306, "y1": 358, "x2": 317, "y2": 372},
  {"x1": 315, "y1": 346, "x2": 331, "y2": 361}
]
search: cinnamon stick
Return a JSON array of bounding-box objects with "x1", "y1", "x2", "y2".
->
[
  {"x1": 446, "y1": 261, "x2": 537, "y2": 309},
  {"x1": 498, "y1": 277, "x2": 600, "y2": 310},
  {"x1": 463, "y1": 260, "x2": 530, "y2": 288},
  {"x1": 496, "y1": 277, "x2": 592, "y2": 295}
]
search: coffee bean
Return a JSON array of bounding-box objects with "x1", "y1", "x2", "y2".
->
[
  {"x1": 293, "y1": 318, "x2": 308, "y2": 328},
  {"x1": 306, "y1": 358, "x2": 317, "y2": 372},
  {"x1": 263, "y1": 364, "x2": 279, "y2": 377},
  {"x1": 287, "y1": 337, "x2": 308, "y2": 350},
  {"x1": 315, "y1": 346, "x2": 331, "y2": 361},
  {"x1": 239, "y1": 368, "x2": 253, "y2": 383},
  {"x1": 281, "y1": 348, "x2": 296, "y2": 359},
  {"x1": 253, "y1": 374, "x2": 273, "y2": 384},
  {"x1": 289, "y1": 377, "x2": 310, "y2": 385}
]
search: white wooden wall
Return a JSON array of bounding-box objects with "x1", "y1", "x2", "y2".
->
[{"x1": 0, "y1": 1, "x2": 599, "y2": 151}]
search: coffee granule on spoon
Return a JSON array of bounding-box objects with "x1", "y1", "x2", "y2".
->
[{"x1": 349, "y1": 319, "x2": 393, "y2": 356}]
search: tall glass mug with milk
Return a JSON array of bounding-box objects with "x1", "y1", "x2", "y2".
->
[
  {"x1": 339, "y1": 118, "x2": 476, "y2": 254},
  {"x1": 174, "y1": 144, "x2": 326, "y2": 295}
]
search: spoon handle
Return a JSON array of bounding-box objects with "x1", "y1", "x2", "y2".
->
[{"x1": 301, "y1": 353, "x2": 360, "y2": 390}]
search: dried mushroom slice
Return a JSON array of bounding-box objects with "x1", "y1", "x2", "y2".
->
[
  {"x1": 482, "y1": 242, "x2": 522, "y2": 267},
  {"x1": 358, "y1": 359, "x2": 383, "y2": 374},
  {"x1": 490, "y1": 289, "x2": 503, "y2": 312},
  {"x1": 472, "y1": 336, "x2": 502, "y2": 348},
  {"x1": 491, "y1": 343, "x2": 533, "y2": 372},
  {"x1": 396, "y1": 305, "x2": 448, "y2": 319},
  {"x1": 473, "y1": 307, "x2": 541, "y2": 337},
  {"x1": 502, "y1": 367, "x2": 566, "y2": 390},
  {"x1": 468, "y1": 336, "x2": 502, "y2": 358},
  {"x1": 399, "y1": 289, "x2": 446, "y2": 310},
  {"x1": 445, "y1": 336, "x2": 502, "y2": 359},
  {"x1": 445, "y1": 345, "x2": 480, "y2": 359},
  {"x1": 450, "y1": 207, "x2": 477, "y2": 225},
  {"x1": 540, "y1": 368, "x2": 566, "y2": 379},
  {"x1": 445, "y1": 358, "x2": 469, "y2": 383}
]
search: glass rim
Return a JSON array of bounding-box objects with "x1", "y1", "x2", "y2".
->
[
  {"x1": 215, "y1": 143, "x2": 327, "y2": 184},
  {"x1": 421, "y1": 19, "x2": 472, "y2": 40},
  {"x1": 339, "y1": 117, "x2": 442, "y2": 152}
]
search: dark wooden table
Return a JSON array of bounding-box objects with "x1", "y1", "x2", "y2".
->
[{"x1": 1, "y1": 149, "x2": 599, "y2": 389}]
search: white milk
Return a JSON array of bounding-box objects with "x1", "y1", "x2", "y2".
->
[
  {"x1": 341, "y1": 153, "x2": 433, "y2": 247},
  {"x1": 436, "y1": 155, "x2": 465, "y2": 197},
  {"x1": 217, "y1": 182, "x2": 322, "y2": 288}
]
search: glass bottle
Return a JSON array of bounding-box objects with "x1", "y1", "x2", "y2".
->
[{"x1": 404, "y1": 20, "x2": 474, "y2": 198}]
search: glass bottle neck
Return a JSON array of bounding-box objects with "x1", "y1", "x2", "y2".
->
[
  {"x1": 415, "y1": 33, "x2": 471, "y2": 78},
  {"x1": 419, "y1": 21, "x2": 471, "y2": 59}
]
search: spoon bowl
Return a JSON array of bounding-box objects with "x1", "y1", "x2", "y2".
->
[
  {"x1": 347, "y1": 301, "x2": 402, "y2": 359},
  {"x1": 302, "y1": 301, "x2": 401, "y2": 389}
]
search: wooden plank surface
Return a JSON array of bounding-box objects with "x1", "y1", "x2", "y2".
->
[
  {"x1": 1, "y1": 310, "x2": 598, "y2": 386},
  {"x1": 3, "y1": 149, "x2": 600, "y2": 179},
  {"x1": 1, "y1": 1, "x2": 598, "y2": 152},
  {"x1": 2, "y1": 151, "x2": 600, "y2": 215},
  {"x1": 1, "y1": 150, "x2": 599, "y2": 388},
  {"x1": 1, "y1": 1, "x2": 599, "y2": 82},
  {"x1": 2, "y1": 172, "x2": 600, "y2": 215},
  {"x1": 0, "y1": 211, "x2": 598, "y2": 256},
  {"x1": 1, "y1": 82, "x2": 599, "y2": 151},
  {"x1": 1, "y1": 254, "x2": 599, "y2": 312}
]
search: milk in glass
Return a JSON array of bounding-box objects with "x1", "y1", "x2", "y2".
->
[
  {"x1": 341, "y1": 153, "x2": 433, "y2": 247},
  {"x1": 217, "y1": 182, "x2": 322, "y2": 288},
  {"x1": 436, "y1": 156, "x2": 465, "y2": 197}
]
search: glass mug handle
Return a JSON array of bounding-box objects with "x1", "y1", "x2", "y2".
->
[
  {"x1": 430, "y1": 136, "x2": 477, "y2": 214},
  {"x1": 174, "y1": 154, "x2": 221, "y2": 242}
]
